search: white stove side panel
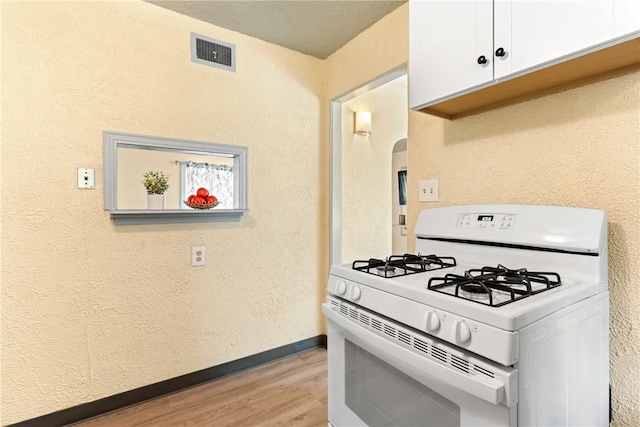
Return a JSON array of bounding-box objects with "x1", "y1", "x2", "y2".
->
[
  {"x1": 414, "y1": 205, "x2": 607, "y2": 254},
  {"x1": 516, "y1": 292, "x2": 609, "y2": 426}
]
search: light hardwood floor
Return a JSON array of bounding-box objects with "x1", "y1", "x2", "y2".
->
[{"x1": 74, "y1": 348, "x2": 328, "y2": 427}]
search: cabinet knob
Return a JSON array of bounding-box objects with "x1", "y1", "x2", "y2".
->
[
  {"x1": 477, "y1": 55, "x2": 488, "y2": 65},
  {"x1": 495, "y1": 47, "x2": 506, "y2": 57}
]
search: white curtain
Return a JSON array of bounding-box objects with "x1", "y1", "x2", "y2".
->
[{"x1": 180, "y1": 161, "x2": 234, "y2": 209}]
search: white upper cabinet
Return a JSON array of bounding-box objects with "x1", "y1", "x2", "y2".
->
[
  {"x1": 614, "y1": 0, "x2": 640, "y2": 36},
  {"x1": 409, "y1": 0, "x2": 493, "y2": 108},
  {"x1": 493, "y1": 0, "x2": 615, "y2": 79},
  {"x1": 410, "y1": 0, "x2": 640, "y2": 116}
]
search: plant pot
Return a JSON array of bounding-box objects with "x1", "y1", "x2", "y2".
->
[{"x1": 147, "y1": 193, "x2": 165, "y2": 209}]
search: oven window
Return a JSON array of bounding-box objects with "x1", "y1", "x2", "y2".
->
[{"x1": 345, "y1": 339, "x2": 460, "y2": 427}]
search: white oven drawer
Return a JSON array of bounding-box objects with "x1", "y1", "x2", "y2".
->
[{"x1": 324, "y1": 300, "x2": 518, "y2": 427}]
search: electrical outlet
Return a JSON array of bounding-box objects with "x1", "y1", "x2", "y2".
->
[
  {"x1": 77, "y1": 168, "x2": 95, "y2": 189},
  {"x1": 419, "y1": 179, "x2": 439, "y2": 202},
  {"x1": 191, "y1": 246, "x2": 206, "y2": 267}
]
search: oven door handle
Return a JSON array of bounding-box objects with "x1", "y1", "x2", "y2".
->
[{"x1": 324, "y1": 304, "x2": 507, "y2": 406}]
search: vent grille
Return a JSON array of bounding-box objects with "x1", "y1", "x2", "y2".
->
[
  {"x1": 359, "y1": 313, "x2": 371, "y2": 326},
  {"x1": 474, "y1": 365, "x2": 495, "y2": 378},
  {"x1": 196, "y1": 39, "x2": 232, "y2": 65},
  {"x1": 330, "y1": 299, "x2": 498, "y2": 380},
  {"x1": 191, "y1": 33, "x2": 236, "y2": 72},
  {"x1": 414, "y1": 338, "x2": 429, "y2": 354},
  {"x1": 384, "y1": 324, "x2": 396, "y2": 338},
  {"x1": 431, "y1": 346, "x2": 447, "y2": 363},
  {"x1": 451, "y1": 354, "x2": 471, "y2": 373},
  {"x1": 398, "y1": 331, "x2": 411, "y2": 345}
]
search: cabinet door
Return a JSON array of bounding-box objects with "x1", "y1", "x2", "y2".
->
[
  {"x1": 409, "y1": 0, "x2": 493, "y2": 109},
  {"x1": 614, "y1": 0, "x2": 640, "y2": 37},
  {"x1": 494, "y1": 0, "x2": 616, "y2": 79}
]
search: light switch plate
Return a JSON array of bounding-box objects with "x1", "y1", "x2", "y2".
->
[
  {"x1": 77, "y1": 168, "x2": 95, "y2": 189},
  {"x1": 419, "y1": 179, "x2": 438, "y2": 202}
]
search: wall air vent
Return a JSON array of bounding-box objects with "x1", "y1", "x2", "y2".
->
[{"x1": 191, "y1": 33, "x2": 236, "y2": 72}]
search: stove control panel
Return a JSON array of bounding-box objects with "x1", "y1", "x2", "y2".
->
[
  {"x1": 327, "y1": 275, "x2": 519, "y2": 366},
  {"x1": 331, "y1": 278, "x2": 362, "y2": 302},
  {"x1": 457, "y1": 213, "x2": 517, "y2": 230}
]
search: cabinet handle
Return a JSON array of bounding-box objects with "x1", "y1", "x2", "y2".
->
[
  {"x1": 495, "y1": 47, "x2": 506, "y2": 57},
  {"x1": 477, "y1": 55, "x2": 488, "y2": 65}
]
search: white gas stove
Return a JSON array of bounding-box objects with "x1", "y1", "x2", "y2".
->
[{"x1": 323, "y1": 204, "x2": 609, "y2": 427}]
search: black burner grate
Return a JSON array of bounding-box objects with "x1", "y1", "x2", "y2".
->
[
  {"x1": 352, "y1": 253, "x2": 456, "y2": 278},
  {"x1": 427, "y1": 264, "x2": 562, "y2": 307}
]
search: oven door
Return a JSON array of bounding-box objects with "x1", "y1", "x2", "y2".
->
[{"x1": 323, "y1": 300, "x2": 517, "y2": 427}]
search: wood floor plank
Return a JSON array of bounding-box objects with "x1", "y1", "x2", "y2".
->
[{"x1": 73, "y1": 348, "x2": 328, "y2": 427}]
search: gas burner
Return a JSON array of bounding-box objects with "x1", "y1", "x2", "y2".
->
[
  {"x1": 459, "y1": 283, "x2": 491, "y2": 302},
  {"x1": 460, "y1": 283, "x2": 489, "y2": 294},
  {"x1": 427, "y1": 265, "x2": 562, "y2": 307},
  {"x1": 352, "y1": 253, "x2": 456, "y2": 278},
  {"x1": 467, "y1": 264, "x2": 562, "y2": 296},
  {"x1": 376, "y1": 265, "x2": 396, "y2": 274}
]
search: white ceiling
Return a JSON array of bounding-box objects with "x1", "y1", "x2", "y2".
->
[{"x1": 146, "y1": 0, "x2": 406, "y2": 59}]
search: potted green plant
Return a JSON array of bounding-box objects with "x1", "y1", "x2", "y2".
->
[{"x1": 143, "y1": 170, "x2": 170, "y2": 209}]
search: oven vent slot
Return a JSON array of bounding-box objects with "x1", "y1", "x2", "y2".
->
[
  {"x1": 359, "y1": 313, "x2": 371, "y2": 326},
  {"x1": 398, "y1": 331, "x2": 412, "y2": 345},
  {"x1": 431, "y1": 346, "x2": 447, "y2": 363},
  {"x1": 451, "y1": 355, "x2": 470, "y2": 373},
  {"x1": 349, "y1": 308, "x2": 359, "y2": 320},
  {"x1": 331, "y1": 300, "x2": 340, "y2": 308},
  {"x1": 473, "y1": 365, "x2": 495, "y2": 378},
  {"x1": 383, "y1": 324, "x2": 396, "y2": 338},
  {"x1": 413, "y1": 338, "x2": 430, "y2": 354},
  {"x1": 371, "y1": 318, "x2": 383, "y2": 332},
  {"x1": 340, "y1": 305, "x2": 349, "y2": 316}
]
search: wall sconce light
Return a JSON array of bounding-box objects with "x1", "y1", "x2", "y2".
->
[{"x1": 354, "y1": 111, "x2": 372, "y2": 136}]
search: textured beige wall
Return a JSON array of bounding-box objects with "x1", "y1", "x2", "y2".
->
[
  {"x1": 408, "y1": 72, "x2": 640, "y2": 425},
  {"x1": 1, "y1": 1, "x2": 325, "y2": 424},
  {"x1": 2, "y1": 0, "x2": 639, "y2": 424},
  {"x1": 324, "y1": 3, "x2": 408, "y2": 101}
]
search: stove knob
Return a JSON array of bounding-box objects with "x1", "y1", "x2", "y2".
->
[
  {"x1": 455, "y1": 321, "x2": 472, "y2": 344},
  {"x1": 350, "y1": 286, "x2": 362, "y2": 301},
  {"x1": 425, "y1": 311, "x2": 441, "y2": 332},
  {"x1": 335, "y1": 280, "x2": 347, "y2": 296}
]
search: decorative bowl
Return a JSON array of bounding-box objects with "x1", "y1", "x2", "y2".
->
[{"x1": 184, "y1": 200, "x2": 220, "y2": 210}]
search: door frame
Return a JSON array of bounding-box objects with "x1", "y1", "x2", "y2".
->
[{"x1": 329, "y1": 64, "x2": 407, "y2": 265}]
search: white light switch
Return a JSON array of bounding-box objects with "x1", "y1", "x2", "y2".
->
[
  {"x1": 77, "y1": 168, "x2": 95, "y2": 189},
  {"x1": 419, "y1": 179, "x2": 439, "y2": 202}
]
